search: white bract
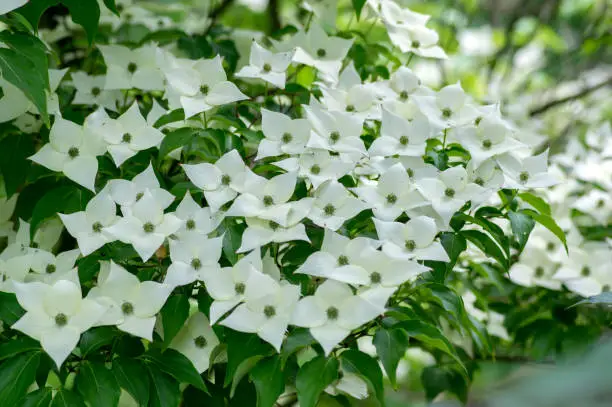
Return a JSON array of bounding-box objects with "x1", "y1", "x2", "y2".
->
[
  {"x1": 236, "y1": 41, "x2": 294, "y2": 88},
  {"x1": 98, "y1": 44, "x2": 165, "y2": 91},
  {"x1": 256, "y1": 109, "x2": 310, "y2": 160},
  {"x1": 374, "y1": 216, "x2": 449, "y2": 261},
  {"x1": 170, "y1": 312, "x2": 220, "y2": 373},
  {"x1": 166, "y1": 234, "x2": 223, "y2": 288}
]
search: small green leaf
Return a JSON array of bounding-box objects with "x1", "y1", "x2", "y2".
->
[
  {"x1": 281, "y1": 328, "x2": 317, "y2": 365},
  {"x1": 50, "y1": 389, "x2": 85, "y2": 407},
  {"x1": 102, "y1": 0, "x2": 119, "y2": 15},
  {"x1": 21, "y1": 387, "x2": 53, "y2": 407},
  {"x1": 461, "y1": 229, "x2": 508, "y2": 270},
  {"x1": 0, "y1": 31, "x2": 49, "y2": 88},
  {"x1": 62, "y1": 0, "x2": 101, "y2": 45},
  {"x1": 250, "y1": 356, "x2": 285, "y2": 407},
  {"x1": 225, "y1": 330, "x2": 274, "y2": 387},
  {"x1": 75, "y1": 361, "x2": 121, "y2": 407},
  {"x1": 30, "y1": 186, "x2": 93, "y2": 238},
  {"x1": 508, "y1": 210, "x2": 535, "y2": 253},
  {"x1": 161, "y1": 294, "x2": 190, "y2": 345},
  {"x1": 352, "y1": 0, "x2": 368, "y2": 19},
  {"x1": 221, "y1": 219, "x2": 247, "y2": 265},
  {"x1": 0, "y1": 291, "x2": 25, "y2": 325},
  {"x1": 421, "y1": 365, "x2": 468, "y2": 403},
  {"x1": 523, "y1": 209, "x2": 568, "y2": 252},
  {"x1": 0, "y1": 337, "x2": 40, "y2": 362},
  {"x1": 141, "y1": 348, "x2": 207, "y2": 392},
  {"x1": 372, "y1": 328, "x2": 408, "y2": 389},
  {"x1": 340, "y1": 350, "x2": 385, "y2": 406},
  {"x1": 15, "y1": 0, "x2": 60, "y2": 30},
  {"x1": 0, "y1": 48, "x2": 49, "y2": 125},
  {"x1": 79, "y1": 326, "x2": 116, "y2": 357},
  {"x1": 158, "y1": 127, "x2": 193, "y2": 159},
  {"x1": 0, "y1": 351, "x2": 42, "y2": 406},
  {"x1": 295, "y1": 355, "x2": 339, "y2": 407},
  {"x1": 519, "y1": 192, "x2": 551, "y2": 216},
  {"x1": 112, "y1": 358, "x2": 150, "y2": 407},
  {"x1": 147, "y1": 365, "x2": 181, "y2": 407}
]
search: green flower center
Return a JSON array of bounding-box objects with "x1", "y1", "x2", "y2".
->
[
  {"x1": 55, "y1": 313, "x2": 68, "y2": 327},
  {"x1": 444, "y1": 188, "x2": 455, "y2": 198},
  {"x1": 442, "y1": 108, "x2": 452, "y2": 118},
  {"x1": 405, "y1": 240, "x2": 416, "y2": 252},
  {"x1": 399, "y1": 91, "x2": 409, "y2": 101},
  {"x1": 263, "y1": 195, "x2": 274, "y2": 206},
  {"x1": 474, "y1": 177, "x2": 484, "y2": 186},
  {"x1": 316, "y1": 48, "x2": 326, "y2": 58},
  {"x1": 337, "y1": 255, "x2": 349, "y2": 266},
  {"x1": 191, "y1": 258, "x2": 202, "y2": 270},
  {"x1": 406, "y1": 168, "x2": 414, "y2": 177},
  {"x1": 92, "y1": 222, "x2": 103, "y2": 233},
  {"x1": 386, "y1": 194, "x2": 397, "y2": 204},
  {"x1": 345, "y1": 104, "x2": 355, "y2": 112},
  {"x1": 596, "y1": 199, "x2": 605, "y2": 208},
  {"x1": 263, "y1": 305, "x2": 276, "y2": 318},
  {"x1": 370, "y1": 272, "x2": 382, "y2": 284},
  {"x1": 323, "y1": 204, "x2": 336, "y2": 216},
  {"x1": 310, "y1": 165, "x2": 321, "y2": 175},
  {"x1": 262, "y1": 63, "x2": 272, "y2": 73},
  {"x1": 269, "y1": 221, "x2": 280, "y2": 231},
  {"x1": 186, "y1": 219, "x2": 196, "y2": 230},
  {"x1": 194, "y1": 335, "x2": 208, "y2": 348},
  {"x1": 329, "y1": 131, "x2": 340, "y2": 144},
  {"x1": 475, "y1": 116, "x2": 483, "y2": 126},
  {"x1": 326, "y1": 306, "x2": 339, "y2": 320},
  {"x1": 121, "y1": 302, "x2": 134, "y2": 315},
  {"x1": 91, "y1": 86, "x2": 101, "y2": 96},
  {"x1": 519, "y1": 171, "x2": 530, "y2": 183},
  {"x1": 534, "y1": 267, "x2": 545, "y2": 278},
  {"x1": 546, "y1": 242, "x2": 555, "y2": 251},
  {"x1": 482, "y1": 139, "x2": 492, "y2": 150},
  {"x1": 143, "y1": 222, "x2": 155, "y2": 233},
  {"x1": 221, "y1": 174, "x2": 231, "y2": 186},
  {"x1": 127, "y1": 62, "x2": 138, "y2": 74},
  {"x1": 136, "y1": 192, "x2": 144, "y2": 201},
  {"x1": 411, "y1": 40, "x2": 421, "y2": 48},
  {"x1": 46, "y1": 264, "x2": 56, "y2": 274},
  {"x1": 234, "y1": 282, "x2": 246, "y2": 295},
  {"x1": 399, "y1": 135, "x2": 409, "y2": 146},
  {"x1": 581, "y1": 266, "x2": 591, "y2": 277},
  {"x1": 200, "y1": 85, "x2": 209, "y2": 95},
  {"x1": 68, "y1": 147, "x2": 80, "y2": 159},
  {"x1": 281, "y1": 132, "x2": 293, "y2": 144},
  {"x1": 122, "y1": 133, "x2": 132, "y2": 143}
]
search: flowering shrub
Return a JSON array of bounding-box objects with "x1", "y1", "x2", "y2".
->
[{"x1": 0, "y1": 0, "x2": 606, "y2": 406}]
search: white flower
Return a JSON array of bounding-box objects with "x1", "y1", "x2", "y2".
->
[
  {"x1": 221, "y1": 281, "x2": 300, "y2": 351},
  {"x1": 466, "y1": 159, "x2": 505, "y2": 193},
  {"x1": 296, "y1": 229, "x2": 380, "y2": 285},
  {"x1": 374, "y1": 216, "x2": 449, "y2": 261},
  {"x1": 183, "y1": 149, "x2": 262, "y2": 211},
  {"x1": 29, "y1": 118, "x2": 106, "y2": 191},
  {"x1": 170, "y1": 312, "x2": 220, "y2": 373},
  {"x1": 353, "y1": 163, "x2": 427, "y2": 221},
  {"x1": 414, "y1": 83, "x2": 480, "y2": 129},
  {"x1": 107, "y1": 163, "x2": 175, "y2": 213},
  {"x1": 304, "y1": 105, "x2": 366, "y2": 157},
  {"x1": 416, "y1": 166, "x2": 486, "y2": 226},
  {"x1": 291, "y1": 280, "x2": 383, "y2": 355},
  {"x1": 319, "y1": 64, "x2": 379, "y2": 119},
  {"x1": 0, "y1": 254, "x2": 30, "y2": 293},
  {"x1": 202, "y1": 251, "x2": 278, "y2": 323},
  {"x1": 292, "y1": 23, "x2": 353, "y2": 81},
  {"x1": 369, "y1": 108, "x2": 430, "y2": 157},
  {"x1": 496, "y1": 150, "x2": 558, "y2": 190},
  {"x1": 166, "y1": 234, "x2": 223, "y2": 288},
  {"x1": 105, "y1": 190, "x2": 182, "y2": 261},
  {"x1": 59, "y1": 190, "x2": 119, "y2": 256},
  {"x1": 12, "y1": 280, "x2": 106, "y2": 367},
  {"x1": 87, "y1": 261, "x2": 172, "y2": 340},
  {"x1": 326, "y1": 370, "x2": 369, "y2": 399},
  {"x1": 308, "y1": 181, "x2": 368, "y2": 231},
  {"x1": 160, "y1": 54, "x2": 248, "y2": 118},
  {"x1": 273, "y1": 149, "x2": 354, "y2": 189},
  {"x1": 27, "y1": 249, "x2": 80, "y2": 284},
  {"x1": 238, "y1": 215, "x2": 310, "y2": 253},
  {"x1": 572, "y1": 189, "x2": 611, "y2": 225},
  {"x1": 256, "y1": 109, "x2": 310, "y2": 160},
  {"x1": 0, "y1": 0, "x2": 28, "y2": 15},
  {"x1": 235, "y1": 41, "x2": 294, "y2": 88},
  {"x1": 509, "y1": 246, "x2": 561, "y2": 290},
  {"x1": 553, "y1": 245, "x2": 612, "y2": 297},
  {"x1": 173, "y1": 192, "x2": 224, "y2": 237},
  {"x1": 44, "y1": 69, "x2": 69, "y2": 117},
  {"x1": 70, "y1": 72, "x2": 121, "y2": 111},
  {"x1": 95, "y1": 103, "x2": 164, "y2": 167},
  {"x1": 226, "y1": 171, "x2": 298, "y2": 227},
  {"x1": 98, "y1": 44, "x2": 165, "y2": 91}
]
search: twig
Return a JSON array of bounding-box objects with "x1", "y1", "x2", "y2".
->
[{"x1": 529, "y1": 76, "x2": 612, "y2": 117}]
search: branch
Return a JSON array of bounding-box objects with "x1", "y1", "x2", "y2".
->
[
  {"x1": 268, "y1": 0, "x2": 281, "y2": 35},
  {"x1": 529, "y1": 76, "x2": 612, "y2": 117},
  {"x1": 209, "y1": 0, "x2": 236, "y2": 21}
]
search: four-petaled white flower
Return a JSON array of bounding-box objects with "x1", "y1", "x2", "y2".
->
[
  {"x1": 107, "y1": 163, "x2": 175, "y2": 213},
  {"x1": 170, "y1": 312, "x2": 220, "y2": 373},
  {"x1": 166, "y1": 234, "x2": 223, "y2": 288},
  {"x1": 12, "y1": 280, "x2": 107, "y2": 367},
  {"x1": 369, "y1": 108, "x2": 430, "y2": 157},
  {"x1": 256, "y1": 109, "x2": 310, "y2": 160},
  {"x1": 98, "y1": 44, "x2": 165, "y2": 91},
  {"x1": 236, "y1": 41, "x2": 294, "y2": 88},
  {"x1": 308, "y1": 181, "x2": 368, "y2": 231},
  {"x1": 374, "y1": 216, "x2": 449, "y2": 261}
]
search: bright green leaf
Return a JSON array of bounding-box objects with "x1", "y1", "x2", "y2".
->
[
  {"x1": 295, "y1": 355, "x2": 339, "y2": 407},
  {"x1": 0, "y1": 351, "x2": 42, "y2": 406},
  {"x1": 250, "y1": 356, "x2": 285, "y2": 407},
  {"x1": 523, "y1": 209, "x2": 568, "y2": 252},
  {"x1": 161, "y1": 295, "x2": 190, "y2": 345},
  {"x1": 21, "y1": 387, "x2": 53, "y2": 407},
  {"x1": 62, "y1": 0, "x2": 101, "y2": 45},
  {"x1": 461, "y1": 229, "x2": 508, "y2": 270},
  {"x1": 30, "y1": 186, "x2": 93, "y2": 238},
  {"x1": 141, "y1": 349, "x2": 207, "y2": 392},
  {"x1": 75, "y1": 361, "x2": 121, "y2": 407},
  {"x1": 0, "y1": 337, "x2": 40, "y2": 362},
  {"x1": 112, "y1": 358, "x2": 150, "y2": 407},
  {"x1": 508, "y1": 210, "x2": 536, "y2": 253},
  {"x1": 79, "y1": 327, "x2": 116, "y2": 357},
  {"x1": 147, "y1": 365, "x2": 181, "y2": 407},
  {"x1": 0, "y1": 291, "x2": 25, "y2": 325},
  {"x1": 50, "y1": 389, "x2": 85, "y2": 407},
  {"x1": 519, "y1": 192, "x2": 551, "y2": 216},
  {"x1": 372, "y1": 328, "x2": 408, "y2": 389}
]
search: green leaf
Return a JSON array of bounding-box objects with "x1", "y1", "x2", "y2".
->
[
  {"x1": 160, "y1": 294, "x2": 190, "y2": 345},
  {"x1": 352, "y1": 0, "x2": 367, "y2": 19},
  {"x1": 281, "y1": 328, "x2": 317, "y2": 365},
  {"x1": 395, "y1": 320, "x2": 466, "y2": 373},
  {"x1": 153, "y1": 109, "x2": 185, "y2": 129},
  {"x1": 295, "y1": 355, "x2": 339, "y2": 407},
  {"x1": 523, "y1": 209, "x2": 568, "y2": 252},
  {"x1": 30, "y1": 186, "x2": 93, "y2": 238},
  {"x1": 221, "y1": 218, "x2": 247, "y2": 265},
  {"x1": 421, "y1": 365, "x2": 468, "y2": 403},
  {"x1": 0, "y1": 134, "x2": 35, "y2": 198},
  {"x1": 141, "y1": 349, "x2": 207, "y2": 392},
  {"x1": 340, "y1": 350, "x2": 385, "y2": 406},
  {"x1": 79, "y1": 326, "x2": 116, "y2": 357},
  {"x1": 572, "y1": 292, "x2": 612, "y2": 307},
  {"x1": 0, "y1": 48, "x2": 49, "y2": 125},
  {"x1": 21, "y1": 387, "x2": 53, "y2": 407},
  {"x1": 0, "y1": 351, "x2": 42, "y2": 406},
  {"x1": 15, "y1": 0, "x2": 60, "y2": 30},
  {"x1": 225, "y1": 330, "x2": 274, "y2": 387},
  {"x1": 0, "y1": 291, "x2": 25, "y2": 325},
  {"x1": 102, "y1": 0, "x2": 119, "y2": 14},
  {"x1": 62, "y1": 0, "x2": 101, "y2": 45},
  {"x1": 0, "y1": 337, "x2": 41, "y2": 362},
  {"x1": 250, "y1": 356, "x2": 285, "y2": 407},
  {"x1": 519, "y1": 192, "x2": 551, "y2": 216},
  {"x1": 158, "y1": 127, "x2": 194, "y2": 159},
  {"x1": 112, "y1": 358, "x2": 150, "y2": 407},
  {"x1": 147, "y1": 365, "x2": 181, "y2": 407},
  {"x1": 230, "y1": 354, "x2": 264, "y2": 398},
  {"x1": 0, "y1": 31, "x2": 49, "y2": 88},
  {"x1": 508, "y1": 210, "x2": 535, "y2": 253},
  {"x1": 461, "y1": 229, "x2": 508, "y2": 270},
  {"x1": 50, "y1": 388, "x2": 85, "y2": 407},
  {"x1": 75, "y1": 361, "x2": 121, "y2": 407},
  {"x1": 373, "y1": 328, "x2": 409, "y2": 389}
]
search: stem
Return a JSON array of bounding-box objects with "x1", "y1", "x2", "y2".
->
[{"x1": 529, "y1": 76, "x2": 612, "y2": 116}]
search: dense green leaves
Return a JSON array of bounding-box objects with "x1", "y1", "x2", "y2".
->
[
  {"x1": 372, "y1": 328, "x2": 409, "y2": 389},
  {"x1": 141, "y1": 348, "x2": 207, "y2": 392},
  {"x1": 79, "y1": 327, "x2": 116, "y2": 357},
  {"x1": 147, "y1": 365, "x2": 181, "y2": 407},
  {"x1": 250, "y1": 356, "x2": 285, "y2": 407},
  {"x1": 0, "y1": 337, "x2": 40, "y2": 362},
  {"x1": 0, "y1": 351, "x2": 41, "y2": 406},
  {"x1": 30, "y1": 185, "x2": 92, "y2": 237},
  {"x1": 75, "y1": 361, "x2": 121, "y2": 407},
  {"x1": 352, "y1": 0, "x2": 368, "y2": 19},
  {"x1": 461, "y1": 229, "x2": 508, "y2": 269},
  {"x1": 224, "y1": 330, "x2": 274, "y2": 387},
  {"x1": 0, "y1": 292, "x2": 25, "y2": 325},
  {"x1": 295, "y1": 355, "x2": 339, "y2": 407},
  {"x1": 21, "y1": 387, "x2": 53, "y2": 407},
  {"x1": 0, "y1": 134, "x2": 35, "y2": 197},
  {"x1": 50, "y1": 389, "x2": 86, "y2": 407},
  {"x1": 112, "y1": 358, "x2": 150, "y2": 406}
]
